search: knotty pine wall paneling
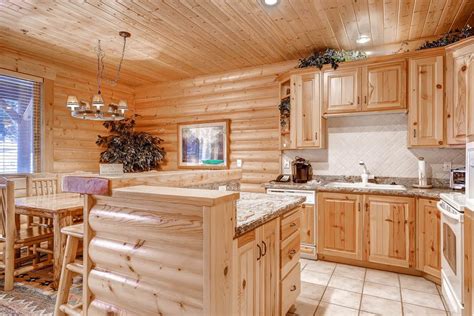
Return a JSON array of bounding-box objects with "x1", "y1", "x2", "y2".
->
[
  {"x1": 0, "y1": 48, "x2": 134, "y2": 173},
  {"x1": 134, "y1": 61, "x2": 295, "y2": 192}
]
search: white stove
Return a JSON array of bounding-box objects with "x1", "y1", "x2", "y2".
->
[{"x1": 439, "y1": 192, "x2": 466, "y2": 314}]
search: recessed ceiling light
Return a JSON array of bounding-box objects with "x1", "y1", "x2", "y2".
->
[
  {"x1": 356, "y1": 35, "x2": 371, "y2": 44},
  {"x1": 263, "y1": 0, "x2": 279, "y2": 6}
]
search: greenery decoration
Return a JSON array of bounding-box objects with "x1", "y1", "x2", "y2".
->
[
  {"x1": 96, "y1": 115, "x2": 166, "y2": 173},
  {"x1": 278, "y1": 97, "x2": 291, "y2": 130},
  {"x1": 298, "y1": 48, "x2": 367, "y2": 70},
  {"x1": 418, "y1": 25, "x2": 473, "y2": 50}
]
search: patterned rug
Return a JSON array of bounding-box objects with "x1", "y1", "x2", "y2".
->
[{"x1": 0, "y1": 267, "x2": 82, "y2": 315}]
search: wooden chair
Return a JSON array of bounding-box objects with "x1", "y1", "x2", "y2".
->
[
  {"x1": 26, "y1": 174, "x2": 60, "y2": 227},
  {"x1": 0, "y1": 177, "x2": 54, "y2": 291},
  {"x1": 54, "y1": 223, "x2": 84, "y2": 316}
]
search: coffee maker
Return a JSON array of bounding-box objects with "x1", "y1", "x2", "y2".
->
[{"x1": 292, "y1": 157, "x2": 313, "y2": 183}]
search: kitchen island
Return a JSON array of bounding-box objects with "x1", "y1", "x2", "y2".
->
[{"x1": 63, "y1": 180, "x2": 305, "y2": 315}]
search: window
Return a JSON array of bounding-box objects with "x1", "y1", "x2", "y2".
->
[{"x1": 0, "y1": 74, "x2": 42, "y2": 173}]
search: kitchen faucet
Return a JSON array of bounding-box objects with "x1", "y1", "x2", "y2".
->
[{"x1": 359, "y1": 161, "x2": 372, "y2": 184}]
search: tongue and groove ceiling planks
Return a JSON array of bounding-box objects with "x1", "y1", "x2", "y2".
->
[{"x1": 1, "y1": 0, "x2": 473, "y2": 86}]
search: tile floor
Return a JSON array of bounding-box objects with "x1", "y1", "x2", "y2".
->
[{"x1": 287, "y1": 259, "x2": 449, "y2": 316}]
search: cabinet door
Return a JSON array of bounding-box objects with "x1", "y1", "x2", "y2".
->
[
  {"x1": 295, "y1": 73, "x2": 323, "y2": 148},
  {"x1": 258, "y1": 218, "x2": 280, "y2": 316},
  {"x1": 317, "y1": 193, "x2": 362, "y2": 260},
  {"x1": 417, "y1": 198, "x2": 441, "y2": 278},
  {"x1": 362, "y1": 61, "x2": 406, "y2": 111},
  {"x1": 323, "y1": 68, "x2": 361, "y2": 114},
  {"x1": 300, "y1": 203, "x2": 315, "y2": 246},
  {"x1": 466, "y1": 54, "x2": 474, "y2": 141},
  {"x1": 408, "y1": 56, "x2": 444, "y2": 146},
  {"x1": 233, "y1": 230, "x2": 258, "y2": 316},
  {"x1": 364, "y1": 195, "x2": 415, "y2": 268}
]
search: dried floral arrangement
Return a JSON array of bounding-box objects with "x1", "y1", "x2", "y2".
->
[
  {"x1": 278, "y1": 96, "x2": 291, "y2": 131},
  {"x1": 298, "y1": 48, "x2": 367, "y2": 70},
  {"x1": 96, "y1": 115, "x2": 166, "y2": 172},
  {"x1": 418, "y1": 25, "x2": 473, "y2": 50}
]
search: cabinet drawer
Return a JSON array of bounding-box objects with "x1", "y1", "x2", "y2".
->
[
  {"x1": 281, "y1": 230, "x2": 300, "y2": 277},
  {"x1": 281, "y1": 209, "x2": 301, "y2": 241},
  {"x1": 281, "y1": 262, "x2": 301, "y2": 316}
]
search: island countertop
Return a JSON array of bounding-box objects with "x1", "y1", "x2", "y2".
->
[{"x1": 235, "y1": 192, "x2": 305, "y2": 237}]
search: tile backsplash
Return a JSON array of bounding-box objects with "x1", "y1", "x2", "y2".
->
[{"x1": 282, "y1": 113, "x2": 465, "y2": 180}]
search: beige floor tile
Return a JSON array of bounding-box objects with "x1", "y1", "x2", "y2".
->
[
  {"x1": 328, "y1": 275, "x2": 364, "y2": 293},
  {"x1": 365, "y1": 269, "x2": 399, "y2": 287},
  {"x1": 401, "y1": 288, "x2": 445, "y2": 310},
  {"x1": 321, "y1": 287, "x2": 361, "y2": 309},
  {"x1": 315, "y1": 302, "x2": 358, "y2": 316},
  {"x1": 403, "y1": 303, "x2": 447, "y2": 315},
  {"x1": 300, "y1": 281, "x2": 326, "y2": 301},
  {"x1": 360, "y1": 294, "x2": 402, "y2": 316},
  {"x1": 301, "y1": 269, "x2": 332, "y2": 286},
  {"x1": 363, "y1": 281, "x2": 401, "y2": 301},
  {"x1": 333, "y1": 264, "x2": 366, "y2": 280},
  {"x1": 287, "y1": 296, "x2": 319, "y2": 316},
  {"x1": 399, "y1": 274, "x2": 438, "y2": 294},
  {"x1": 300, "y1": 258, "x2": 311, "y2": 271},
  {"x1": 305, "y1": 260, "x2": 336, "y2": 274},
  {"x1": 359, "y1": 312, "x2": 378, "y2": 316}
]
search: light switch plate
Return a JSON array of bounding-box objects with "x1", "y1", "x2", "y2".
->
[
  {"x1": 237, "y1": 159, "x2": 242, "y2": 168},
  {"x1": 218, "y1": 185, "x2": 227, "y2": 191}
]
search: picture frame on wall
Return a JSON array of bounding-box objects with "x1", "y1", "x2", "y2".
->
[{"x1": 177, "y1": 120, "x2": 230, "y2": 169}]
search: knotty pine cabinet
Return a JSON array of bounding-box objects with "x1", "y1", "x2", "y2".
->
[
  {"x1": 364, "y1": 195, "x2": 416, "y2": 268},
  {"x1": 417, "y1": 198, "x2": 441, "y2": 278},
  {"x1": 317, "y1": 193, "x2": 363, "y2": 260},
  {"x1": 233, "y1": 218, "x2": 280, "y2": 316},
  {"x1": 323, "y1": 60, "x2": 407, "y2": 115},
  {"x1": 408, "y1": 55, "x2": 445, "y2": 147}
]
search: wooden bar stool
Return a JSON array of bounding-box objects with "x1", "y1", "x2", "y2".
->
[{"x1": 54, "y1": 223, "x2": 84, "y2": 316}]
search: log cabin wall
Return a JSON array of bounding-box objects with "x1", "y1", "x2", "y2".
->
[
  {"x1": 133, "y1": 61, "x2": 295, "y2": 192},
  {"x1": 0, "y1": 48, "x2": 135, "y2": 173}
]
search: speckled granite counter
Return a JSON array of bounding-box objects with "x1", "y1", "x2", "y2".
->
[
  {"x1": 264, "y1": 176, "x2": 457, "y2": 199},
  {"x1": 235, "y1": 192, "x2": 305, "y2": 237}
]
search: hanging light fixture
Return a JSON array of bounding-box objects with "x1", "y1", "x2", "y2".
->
[{"x1": 66, "y1": 31, "x2": 131, "y2": 121}]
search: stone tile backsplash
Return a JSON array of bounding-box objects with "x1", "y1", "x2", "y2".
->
[{"x1": 283, "y1": 113, "x2": 465, "y2": 179}]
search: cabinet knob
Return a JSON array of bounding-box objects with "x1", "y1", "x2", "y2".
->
[
  {"x1": 436, "y1": 84, "x2": 442, "y2": 89},
  {"x1": 290, "y1": 285, "x2": 297, "y2": 291},
  {"x1": 462, "y1": 65, "x2": 467, "y2": 72}
]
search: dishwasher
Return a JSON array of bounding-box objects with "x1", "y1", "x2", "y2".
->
[{"x1": 266, "y1": 188, "x2": 317, "y2": 259}]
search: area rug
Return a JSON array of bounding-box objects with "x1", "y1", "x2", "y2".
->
[{"x1": 0, "y1": 267, "x2": 82, "y2": 315}]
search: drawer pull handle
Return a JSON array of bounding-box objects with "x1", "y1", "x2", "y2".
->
[
  {"x1": 288, "y1": 249, "x2": 297, "y2": 259},
  {"x1": 290, "y1": 222, "x2": 297, "y2": 227},
  {"x1": 262, "y1": 241, "x2": 267, "y2": 257},
  {"x1": 257, "y1": 244, "x2": 262, "y2": 261},
  {"x1": 290, "y1": 285, "x2": 297, "y2": 291}
]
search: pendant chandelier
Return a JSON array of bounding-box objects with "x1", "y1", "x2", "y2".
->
[{"x1": 66, "y1": 31, "x2": 131, "y2": 121}]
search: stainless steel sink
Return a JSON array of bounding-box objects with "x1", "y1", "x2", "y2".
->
[{"x1": 325, "y1": 182, "x2": 407, "y2": 191}]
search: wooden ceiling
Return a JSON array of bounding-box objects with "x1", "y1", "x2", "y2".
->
[{"x1": 1, "y1": 0, "x2": 473, "y2": 86}]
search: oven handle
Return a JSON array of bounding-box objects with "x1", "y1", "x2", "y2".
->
[{"x1": 437, "y1": 201, "x2": 462, "y2": 222}]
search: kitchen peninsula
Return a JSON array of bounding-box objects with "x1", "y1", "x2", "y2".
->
[{"x1": 63, "y1": 178, "x2": 305, "y2": 315}]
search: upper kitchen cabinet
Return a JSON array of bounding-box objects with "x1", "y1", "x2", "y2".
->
[
  {"x1": 295, "y1": 73, "x2": 325, "y2": 149},
  {"x1": 446, "y1": 38, "x2": 474, "y2": 146},
  {"x1": 323, "y1": 67, "x2": 361, "y2": 114},
  {"x1": 361, "y1": 61, "x2": 407, "y2": 111},
  {"x1": 408, "y1": 55, "x2": 445, "y2": 147}
]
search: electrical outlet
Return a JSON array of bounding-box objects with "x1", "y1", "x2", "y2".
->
[
  {"x1": 283, "y1": 159, "x2": 290, "y2": 169},
  {"x1": 443, "y1": 161, "x2": 452, "y2": 172},
  {"x1": 218, "y1": 185, "x2": 227, "y2": 191},
  {"x1": 237, "y1": 159, "x2": 242, "y2": 168}
]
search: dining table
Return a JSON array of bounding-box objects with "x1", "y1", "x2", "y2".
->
[{"x1": 14, "y1": 192, "x2": 84, "y2": 289}]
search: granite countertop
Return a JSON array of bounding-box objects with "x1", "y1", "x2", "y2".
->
[
  {"x1": 264, "y1": 177, "x2": 457, "y2": 199},
  {"x1": 235, "y1": 192, "x2": 305, "y2": 237}
]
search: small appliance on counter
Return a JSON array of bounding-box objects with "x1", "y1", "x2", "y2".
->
[
  {"x1": 292, "y1": 156, "x2": 313, "y2": 183},
  {"x1": 450, "y1": 167, "x2": 466, "y2": 190}
]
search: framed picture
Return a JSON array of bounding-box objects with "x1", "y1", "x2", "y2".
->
[{"x1": 177, "y1": 120, "x2": 230, "y2": 169}]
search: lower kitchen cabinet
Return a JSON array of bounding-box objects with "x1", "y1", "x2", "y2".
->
[
  {"x1": 364, "y1": 195, "x2": 416, "y2": 268},
  {"x1": 300, "y1": 203, "x2": 316, "y2": 258},
  {"x1": 233, "y1": 208, "x2": 301, "y2": 316},
  {"x1": 317, "y1": 192, "x2": 363, "y2": 260},
  {"x1": 417, "y1": 198, "x2": 441, "y2": 278}
]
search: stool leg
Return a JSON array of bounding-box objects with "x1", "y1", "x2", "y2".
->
[{"x1": 54, "y1": 235, "x2": 79, "y2": 316}]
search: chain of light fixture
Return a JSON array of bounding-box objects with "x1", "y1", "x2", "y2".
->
[{"x1": 66, "y1": 31, "x2": 131, "y2": 121}]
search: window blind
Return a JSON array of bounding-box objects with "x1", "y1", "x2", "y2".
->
[{"x1": 0, "y1": 74, "x2": 42, "y2": 173}]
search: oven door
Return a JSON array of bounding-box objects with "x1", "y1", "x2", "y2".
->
[{"x1": 439, "y1": 202, "x2": 464, "y2": 312}]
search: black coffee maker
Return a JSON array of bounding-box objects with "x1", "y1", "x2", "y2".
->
[{"x1": 292, "y1": 157, "x2": 313, "y2": 183}]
